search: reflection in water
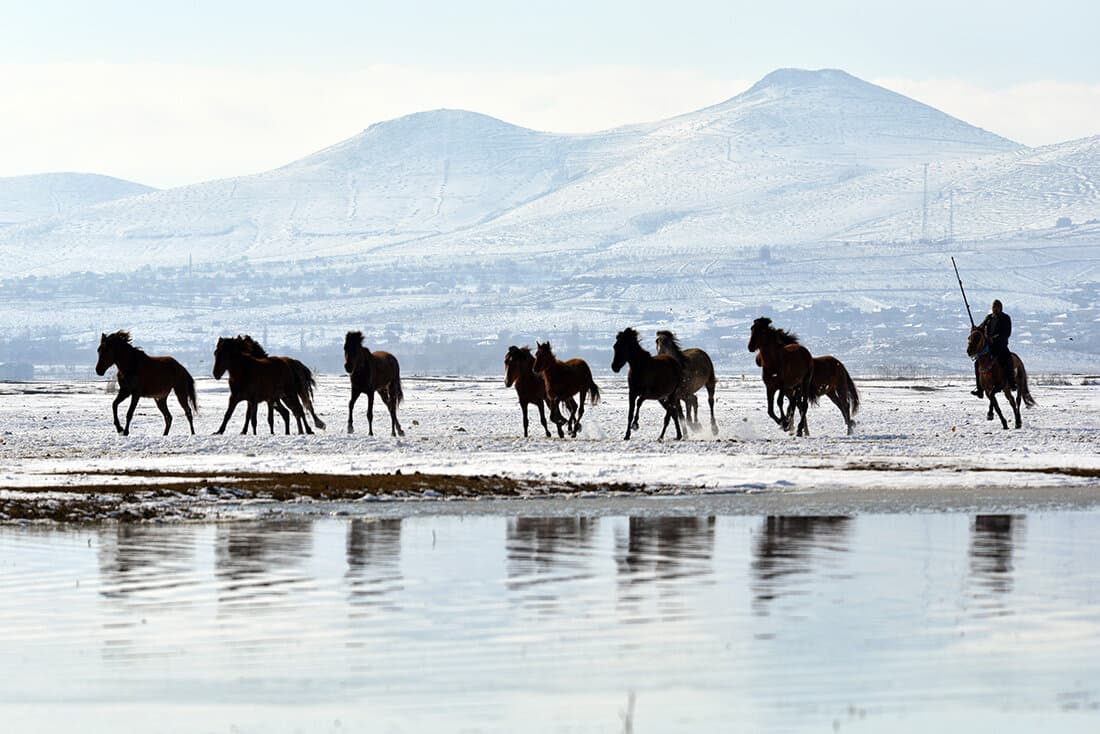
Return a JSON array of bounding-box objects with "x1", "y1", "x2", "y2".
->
[
  {"x1": 345, "y1": 518, "x2": 403, "y2": 614},
  {"x1": 215, "y1": 520, "x2": 314, "y2": 608},
  {"x1": 751, "y1": 516, "x2": 852, "y2": 616},
  {"x1": 97, "y1": 523, "x2": 197, "y2": 602},
  {"x1": 615, "y1": 517, "x2": 716, "y2": 620},
  {"x1": 507, "y1": 517, "x2": 598, "y2": 615},
  {"x1": 970, "y1": 515, "x2": 1025, "y2": 598}
]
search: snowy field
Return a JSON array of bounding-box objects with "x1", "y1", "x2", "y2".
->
[{"x1": 2, "y1": 373, "x2": 1097, "y2": 503}]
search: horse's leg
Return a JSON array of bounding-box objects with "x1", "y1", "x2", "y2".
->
[
  {"x1": 267, "y1": 402, "x2": 276, "y2": 434},
  {"x1": 988, "y1": 394, "x2": 1008, "y2": 430},
  {"x1": 624, "y1": 391, "x2": 638, "y2": 440},
  {"x1": 111, "y1": 388, "x2": 131, "y2": 434},
  {"x1": 1007, "y1": 387, "x2": 1022, "y2": 429},
  {"x1": 154, "y1": 397, "x2": 172, "y2": 436},
  {"x1": 574, "y1": 390, "x2": 586, "y2": 436},
  {"x1": 535, "y1": 401, "x2": 551, "y2": 437},
  {"x1": 387, "y1": 392, "x2": 404, "y2": 437},
  {"x1": 783, "y1": 394, "x2": 797, "y2": 435},
  {"x1": 549, "y1": 398, "x2": 566, "y2": 438},
  {"x1": 671, "y1": 397, "x2": 684, "y2": 440},
  {"x1": 273, "y1": 400, "x2": 290, "y2": 434},
  {"x1": 826, "y1": 392, "x2": 850, "y2": 435},
  {"x1": 631, "y1": 400, "x2": 640, "y2": 431},
  {"x1": 284, "y1": 392, "x2": 311, "y2": 435},
  {"x1": 366, "y1": 390, "x2": 376, "y2": 436},
  {"x1": 243, "y1": 401, "x2": 256, "y2": 435},
  {"x1": 347, "y1": 387, "x2": 360, "y2": 434},
  {"x1": 797, "y1": 391, "x2": 810, "y2": 437},
  {"x1": 215, "y1": 395, "x2": 242, "y2": 435},
  {"x1": 706, "y1": 382, "x2": 718, "y2": 436},
  {"x1": 174, "y1": 388, "x2": 195, "y2": 435},
  {"x1": 687, "y1": 394, "x2": 699, "y2": 429},
  {"x1": 521, "y1": 401, "x2": 530, "y2": 437},
  {"x1": 122, "y1": 393, "x2": 140, "y2": 436}
]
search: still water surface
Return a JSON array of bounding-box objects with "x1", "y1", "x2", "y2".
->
[{"x1": 1, "y1": 511, "x2": 1099, "y2": 733}]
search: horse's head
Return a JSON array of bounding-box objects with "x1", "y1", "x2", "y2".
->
[
  {"x1": 238, "y1": 334, "x2": 267, "y2": 357},
  {"x1": 95, "y1": 332, "x2": 114, "y2": 376},
  {"x1": 654, "y1": 330, "x2": 675, "y2": 355},
  {"x1": 343, "y1": 331, "x2": 366, "y2": 374},
  {"x1": 966, "y1": 327, "x2": 987, "y2": 360},
  {"x1": 612, "y1": 328, "x2": 639, "y2": 373},
  {"x1": 748, "y1": 317, "x2": 772, "y2": 352},
  {"x1": 212, "y1": 337, "x2": 236, "y2": 379},
  {"x1": 532, "y1": 341, "x2": 553, "y2": 374},
  {"x1": 504, "y1": 345, "x2": 532, "y2": 387}
]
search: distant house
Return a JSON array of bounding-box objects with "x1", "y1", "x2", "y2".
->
[{"x1": 0, "y1": 362, "x2": 34, "y2": 381}]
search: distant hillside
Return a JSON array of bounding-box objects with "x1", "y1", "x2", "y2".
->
[{"x1": 0, "y1": 172, "x2": 154, "y2": 227}]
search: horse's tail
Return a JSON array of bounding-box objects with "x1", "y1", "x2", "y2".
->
[
  {"x1": 587, "y1": 372, "x2": 601, "y2": 406},
  {"x1": 179, "y1": 367, "x2": 198, "y2": 413},
  {"x1": 290, "y1": 359, "x2": 326, "y2": 430},
  {"x1": 843, "y1": 364, "x2": 860, "y2": 416},
  {"x1": 391, "y1": 361, "x2": 405, "y2": 406},
  {"x1": 1014, "y1": 356, "x2": 1036, "y2": 408}
]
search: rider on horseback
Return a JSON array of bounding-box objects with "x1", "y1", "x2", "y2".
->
[{"x1": 972, "y1": 299, "x2": 1016, "y2": 397}]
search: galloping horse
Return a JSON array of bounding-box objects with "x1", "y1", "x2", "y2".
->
[
  {"x1": 96, "y1": 331, "x2": 197, "y2": 436},
  {"x1": 504, "y1": 345, "x2": 577, "y2": 438},
  {"x1": 967, "y1": 328, "x2": 1035, "y2": 429},
  {"x1": 758, "y1": 353, "x2": 860, "y2": 435},
  {"x1": 655, "y1": 330, "x2": 718, "y2": 435},
  {"x1": 612, "y1": 327, "x2": 684, "y2": 441},
  {"x1": 234, "y1": 336, "x2": 325, "y2": 434},
  {"x1": 748, "y1": 317, "x2": 814, "y2": 437},
  {"x1": 343, "y1": 331, "x2": 404, "y2": 436},
  {"x1": 532, "y1": 341, "x2": 600, "y2": 438},
  {"x1": 213, "y1": 336, "x2": 313, "y2": 435}
]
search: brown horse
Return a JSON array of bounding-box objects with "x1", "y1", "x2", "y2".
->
[
  {"x1": 95, "y1": 331, "x2": 197, "y2": 436},
  {"x1": 234, "y1": 336, "x2": 325, "y2": 434},
  {"x1": 213, "y1": 336, "x2": 312, "y2": 435},
  {"x1": 655, "y1": 330, "x2": 718, "y2": 435},
  {"x1": 967, "y1": 328, "x2": 1035, "y2": 429},
  {"x1": 748, "y1": 317, "x2": 814, "y2": 437},
  {"x1": 344, "y1": 331, "x2": 405, "y2": 436},
  {"x1": 758, "y1": 353, "x2": 860, "y2": 435},
  {"x1": 532, "y1": 341, "x2": 600, "y2": 438},
  {"x1": 612, "y1": 327, "x2": 684, "y2": 441},
  {"x1": 504, "y1": 345, "x2": 577, "y2": 438}
]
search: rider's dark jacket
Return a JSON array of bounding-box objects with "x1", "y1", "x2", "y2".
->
[{"x1": 978, "y1": 311, "x2": 1012, "y2": 353}]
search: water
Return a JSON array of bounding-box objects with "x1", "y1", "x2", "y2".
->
[{"x1": 2, "y1": 511, "x2": 1099, "y2": 733}]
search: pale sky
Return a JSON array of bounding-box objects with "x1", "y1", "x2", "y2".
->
[{"x1": 2, "y1": 0, "x2": 1098, "y2": 188}]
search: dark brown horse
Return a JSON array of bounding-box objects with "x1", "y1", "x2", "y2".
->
[
  {"x1": 612, "y1": 327, "x2": 684, "y2": 441},
  {"x1": 213, "y1": 336, "x2": 312, "y2": 435},
  {"x1": 504, "y1": 345, "x2": 577, "y2": 438},
  {"x1": 95, "y1": 331, "x2": 197, "y2": 436},
  {"x1": 655, "y1": 330, "x2": 718, "y2": 435},
  {"x1": 748, "y1": 317, "x2": 814, "y2": 437},
  {"x1": 233, "y1": 336, "x2": 325, "y2": 434},
  {"x1": 967, "y1": 328, "x2": 1035, "y2": 429},
  {"x1": 532, "y1": 341, "x2": 600, "y2": 438},
  {"x1": 344, "y1": 331, "x2": 404, "y2": 436},
  {"x1": 758, "y1": 353, "x2": 860, "y2": 435}
]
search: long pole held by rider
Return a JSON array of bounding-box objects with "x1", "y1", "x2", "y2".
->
[{"x1": 951, "y1": 257, "x2": 975, "y2": 328}]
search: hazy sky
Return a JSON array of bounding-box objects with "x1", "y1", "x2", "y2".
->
[{"x1": 3, "y1": 0, "x2": 1098, "y2": 187}]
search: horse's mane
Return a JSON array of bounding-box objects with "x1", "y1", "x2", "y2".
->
[
  {"x1": 345, "y1": 330, "x2": 365, "y2": 350},
  {"x1": 104, "y1": 330, "x2": 143, "y2": 353},
  {"x1": 755, "y1": 317, "x2": 800, "y2": 345},
  {"x1": 616, "y1": 327, "x2": 640, "y2": 344},
  {"x1": 655, "y1": 329, "x2": 685, "y2": 356},
  {"x1": 507, "y1": 345, "x2": 533, "y2": 359},
  {"x1": 237, "y1": 334, "x2": 268, "y2": 357}
]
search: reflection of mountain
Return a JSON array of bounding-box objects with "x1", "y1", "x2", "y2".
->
[
  {"x1": 507, "y1": 517, "x2": 599, "y2": 616},
  {"x1": 969, "y1": 515, "x2": 1025, "y2": 598},
  {"x1": 345, "y1": 518, "x2": 403, "y2": 614},
  {"x1": 97, "y1": 524, "x2": 196, "y2": 602},
  {"x1": 616, "y1": 517, "x2": 716, "y2": 618},
  {"x1": 751, "y1": 516, "x2": 852, "y2": 615},
  {"x1": 215, "y1": 520, "x2": 314, "y2": 604}
]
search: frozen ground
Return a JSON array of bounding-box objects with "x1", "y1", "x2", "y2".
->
[{"x1": 1, "y1": 374, "x2": 1097, "y2": 510}]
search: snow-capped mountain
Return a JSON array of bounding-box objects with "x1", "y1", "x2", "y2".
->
[{"x1": 0, "y1": 173, "x2": 154, "y2": 227}]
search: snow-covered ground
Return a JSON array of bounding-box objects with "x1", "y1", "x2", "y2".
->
[{"x1": 2, "y1": 374, "x2": 1097, "y2": 498}]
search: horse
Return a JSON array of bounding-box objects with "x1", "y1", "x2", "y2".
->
[
  {"x1": 655, "y1": 330, "x2": 718, "y2": 435},
  {"x1": 758, "y1": 353, "x2": 860, "y2": 435},
  {"x1": 748, "y1": 317, "x2": 814, "y2": 437},
  {"x1": 212, "y1": 336, "x2": 312, "y2": 435},
  {"x1": 966, "y1": 328, "x2": 1036, "y2": 429},
  {"x1": 234, "y1": 336, "x2": 325, "y2": 434},
  {"x1": 532, "y1": 341, "x2": 600, "y2": 438},
  {"x1": 343, "y1": 331, "x2": 405, "y2": 436},
  {"x1": 612, "y1": 327, "x2": 684, "y2": 441},
  {"x1": 504, "y1": 345, "x2": 577, "y2": 438},
  {"x1": 95, "y1": 331, "x2": 198, "y2": 436}
]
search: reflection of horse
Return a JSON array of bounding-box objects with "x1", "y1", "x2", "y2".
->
[
  {"x1": 505, "y1": 346, "x2": 576, "y2": 438},
  {"x1": 758, "y1": 353, "x2": 860, "y2": 435},
  {"x1": 612, "y1": 327, "x2": 684, "y2": 441},
  {"x1": 213, "y1": 336, "x2": 312, "y2": 435},
  {"x1": 655, "y1": 330, "x2": 718, "y2": 435},
  {"x1": 95, "y1": 331, "x2": 197, "y2": 436},
  {"x1": 966, "y1": 328, "x2": 1035, "y2": 429},
  {"x1": 343, "y1": 331, "x2": 405, "y2": 436},
  {"x1": 532, "y1": 341, "x2": 600, "y2": 438},
  {"x1": 748, "y1": 318, "x2": 814, "y2": 437}
]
